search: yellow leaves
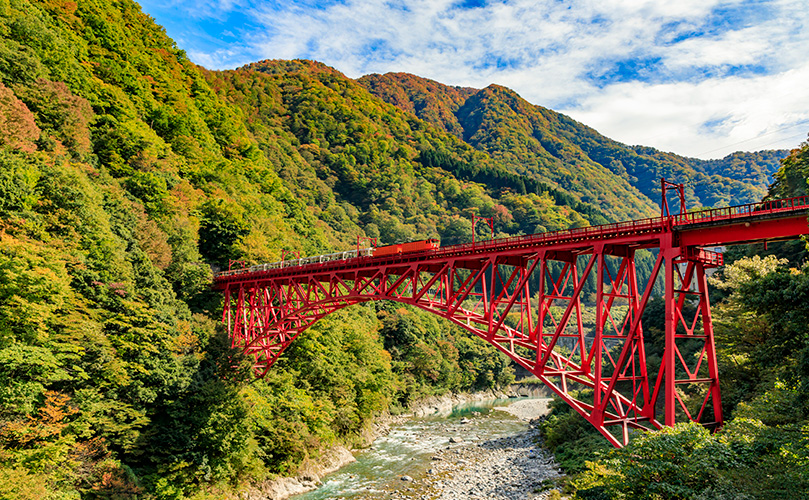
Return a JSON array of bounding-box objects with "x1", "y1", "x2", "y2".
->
[
  {"x1": 104, "y1": 299, "x2": 172, "y2": 359},
  {"x1": 171, "y1": 319, "x2": 198, "y2": 356},
  {"x1": 0, "y1": 467, "x2": 51, "y2": 500},
  {"x1": 0, "y1": 234, "x2": 73, "y2": 343},
  {"x1": 573, "y1": 459, "x2": 625, "y2": 491},
  {"x1": 234, "y1": 221, "x2": 283, "y2": 265},
  {"x1": 0, "y1": 391, "x2": 75, "y2": 456},
  {"x1": 708, "y1": 255, "x2": 787, "y2": 291}
]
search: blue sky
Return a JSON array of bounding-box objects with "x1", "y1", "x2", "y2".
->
[{"x1": 138, "y1": 0, "x2": 808, "y2": 159}]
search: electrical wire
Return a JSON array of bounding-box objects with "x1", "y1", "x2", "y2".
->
[{"x1": 695, "y1": 119, "x2": 809, "y2": 156}]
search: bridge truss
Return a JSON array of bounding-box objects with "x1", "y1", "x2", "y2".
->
[{"x1": 214, "y1": 194, "x2": 809, "y2": 447}]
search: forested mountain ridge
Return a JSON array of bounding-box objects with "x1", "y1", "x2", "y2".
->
[
  {"x1": 206, "y1": 57, "x2": 610, "y2": 240},
  {"x1": 359, "y1": 72, "x2": 788, "y2": 210},
  {"x1": 359, "y1": 72, "x2": 660, "y2": 220},
  {"x1": 358, "y1": 72, "x2": 477, "y2": 138},
  {"x1": 0, "y1": 0, "x2": 803, "y2": 499},
  {"x1": 0, "y1": 1, "x2": 623, "y2": 497}
]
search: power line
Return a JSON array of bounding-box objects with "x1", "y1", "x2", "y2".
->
[
  {"x1": 754, "y1": 131, "x2": 809, "y2": 150},
  {"x1": 695, "y1": 119, "x2": 809, "y2": 156}
]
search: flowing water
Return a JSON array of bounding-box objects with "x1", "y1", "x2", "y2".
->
[{"x1": 293, "y1": 397, "x2": 549, "y2": 499}]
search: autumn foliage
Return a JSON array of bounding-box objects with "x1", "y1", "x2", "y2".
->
[{"x1": 0, "y1": 0, "x2": 800, "y2": 498}]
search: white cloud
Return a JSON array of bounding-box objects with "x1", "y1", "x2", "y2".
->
[
  {"x1": 565, "y1": 62, "x2": 809, "y2": 157},
  {"x1": 188, "y1": 47, "x2": 253, "y2": 70},
  {"x1": 149, "y1": 0, "x2": 247, "y2": 20},
  {"x1": 171, "y1": 0, "x2": 809, "y2": 158}
]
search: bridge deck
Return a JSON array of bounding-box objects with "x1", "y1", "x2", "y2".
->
[
  {"x1": 214, "y1": 195, "x2": 809, "y2": 286},
  {"x1": 213, "y1": 193, "x2": 809, "y2": 447}
]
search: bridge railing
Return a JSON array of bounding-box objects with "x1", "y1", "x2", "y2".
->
[
  {"x1": 434, "y1": 215, "x2": 665, "y2": 256},
  {"x1": 672, "y1": 194, "x2": 809, "y2": 227},
  {"x1": 216, "y1": 268, "x2": 246, "y2": 278},
  {"x1": 213, "y1": 194, "x2": 809, "y2": 281},
  {"x1": 435, "y1": 194, "x2": 809, "y2": 256}
]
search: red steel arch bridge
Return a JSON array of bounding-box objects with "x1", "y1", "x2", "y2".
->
[{"x1": 213, "y1": 189, "x2": 809, "y2": 447}]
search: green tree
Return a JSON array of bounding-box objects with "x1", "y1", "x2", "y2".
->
[
  {"x1": 197, "y1": 199, "x2": 249, "y2": 268},
  {"x1": 575, "y1": 423, "x2": 732, "y2": 500}
]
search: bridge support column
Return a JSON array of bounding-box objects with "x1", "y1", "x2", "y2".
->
[
  {"x1": 656, "y1": 240, "x2": 724, "y2": 429},
  {"x1": 663, "y1": 243, "x2": 678, "y2": 427},
  {"x1": 593, "y1": 245, "x2": 605, "y2": 421}
]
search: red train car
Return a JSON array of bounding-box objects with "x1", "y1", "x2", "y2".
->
[
  {"x1": 373, "y1": 244, "x2": 402, "y2": 257},
  {"x1": 373, "y1": 238, "x2": 439, "y2": 257}
]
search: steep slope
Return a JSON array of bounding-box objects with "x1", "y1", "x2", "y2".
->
[
  {"x1": 454, "y1": 84, "x2": 659, "y2": 219},
  {"x1": 0, "y1": 1, "x2": 350, "y2": 496},
  {"x1": 359, "y1": 72, "x2": 476, "y2": 138},
  {"x1": 359, "y1": 72, "x2": 787, "y2": 210},
  {"x1": 0, "y1": 3, "x2": 612, "y2": 498},
  {"x1": 210, "y1": 58, "x2": 611, "y2": 239}
]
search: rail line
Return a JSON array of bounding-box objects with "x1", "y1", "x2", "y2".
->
[{"x1": 214, "y1": 194, "x2": 809, "y2": 284}]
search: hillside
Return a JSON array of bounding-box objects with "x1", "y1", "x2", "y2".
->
[
  {"x1": 0, "y1": 1, "x2": 802, "y2": 499},
  {"x1": 359, "y1": 73, "x2": 787, "y2": 209},
  {"x1": 0, "y1": 1, "x2": 624, "y2": 497}
]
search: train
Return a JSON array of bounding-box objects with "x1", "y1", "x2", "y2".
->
[
  {"x1": 237, "y1": 238, "x2": 440, "y2": 275},
  {"x1": 372, "y1": 238, "x2": 440, "y2": 257}
]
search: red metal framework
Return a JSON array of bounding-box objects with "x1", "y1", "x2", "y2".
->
[
  {"x1": 281, "y1": 250, "x2": 300, "y2": 262},
  {"x1": 357, "y1": 236, "x2": 377, "y2": 253},
  {"x1": 472, "y1": 214, "x2": 495, "y2": 246},
  {"x1": 661, "y1": 178, "x2": 686, "y2": 217},
  {"x1": 214, "y1": 194, "x2": 809, "y2": 446},
  {"x1": 227, "y1": 259, "x2": 247, "y2": 271}
]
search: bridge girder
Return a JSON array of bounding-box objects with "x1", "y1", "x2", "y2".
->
[
  {"x1": 223, "y1": 237, "x2": 727, "y2": 447},
  {"x1": 216, "y1": 195, "x2": 809, "y2": 447}
]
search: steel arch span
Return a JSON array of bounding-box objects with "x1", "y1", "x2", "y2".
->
[{"x1": 214, "y1": 194, "x2": 809, "y2": 447}]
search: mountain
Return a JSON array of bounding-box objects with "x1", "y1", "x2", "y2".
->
[
  {"x1": 359, "y1": 73, "x2": 787, "y2": 210},
  {"x1": 205, "y1": 57, "x2": 615, "y2": 242},
  {"x1": 0, "y1": 2, "x2": 622, "y2": 497},
  {"x1": 358, "y1": 72, "x2": 477, "y2": 138},
  {"x1": 0, "y1": 1, "x2": 800, "y2": 498}
]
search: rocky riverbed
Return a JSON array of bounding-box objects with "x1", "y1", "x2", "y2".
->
[
  {"x1": 495, "y1": 398, "x2": 552, "y2": 421},
  {"x1": 244, "y1": 389, "x2": 557, "y2": 500},
  {"x1": 320, "y1": 398, "x2": 563, "y2": 500},
  {"x1": 387, "y1": 426, "x2": 562, "y2": 500}
]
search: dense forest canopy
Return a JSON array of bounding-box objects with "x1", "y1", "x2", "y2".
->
[
  {"x1": 0, "y1": 0, "x2": 802, "y2": 499},
  {"x1": 359, "y1": 72, "x2": 787, "y2": 211}
]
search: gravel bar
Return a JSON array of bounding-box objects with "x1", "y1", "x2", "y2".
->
[{"x1": 355, "y1": 416, "x2": 563, "y2": 500}]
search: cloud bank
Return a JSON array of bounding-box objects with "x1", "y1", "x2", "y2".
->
[{"x1": 138, "y1": 0, "x2": 809, "y2": 159}]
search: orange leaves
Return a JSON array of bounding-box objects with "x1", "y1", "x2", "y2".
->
[
  {"x1": 0, "y1": 391, "x2": 75, "y2": 449},
  {"x1": 0, "y1": 390, "x2": 139, "y2": 497},
  {"x1": 0, "y1": 83, "x2": 40, "y2": 153},
  {"x1": 17, "y1": 79, "x2": 93, "y2": 156}
]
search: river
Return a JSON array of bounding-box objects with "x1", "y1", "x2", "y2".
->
[{"x1": 292, "y1": 397, "x2": 561, "y2": 500}]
